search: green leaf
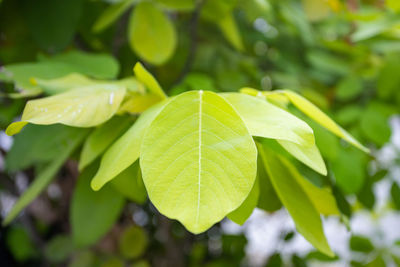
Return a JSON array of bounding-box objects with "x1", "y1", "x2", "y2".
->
[
  {"x1": 6, "y1": 84, "x2": 126, "y2": 135},
  {"x1": 111, "y1": 161, "x2": 147, "y2": 204},
  {"x1": 33, "y1": 73, "x2": 97, "y2": 94},
  {"x1": 391, "y1": 182, "x2": 400, "y2": 210},
  {"x1": 128, "y1": 2, "x2": 177, "y2": 65},
  {"x1": 201, "y1": 0, "x2": 237, "y2": 22},
  {"x1": 336, "y1": 76, "x2": 363, "y2": 101},
  {"x1": 133, "y1": 62, "x2": 166, "y2": 99},
  {"x1": 21, "y1": 0, "x2": 84, "y2": 52},
  {"x1": 222, "y1": 93, "x2": 326, "y2": 175},
  {"x1": 5, "y1": 124, "x2": 81, "y2": 172},
  {"x1": 119, "y1": 226, "x2": 148, "y2": 259},
  {"x1": 91, "y1": 100, "x2": 169, "y2": 190},
  {"x1": 228, "y1": 177, "x2": 259, "y2": 225},
  {"x1": 332, "y1": 148, "x2": 366, "y2": 194},
  {"x1": 38, "y1": 51, "x2": 120, "y2": 79},
  {"x1": 140, "y1": 91, "x2": 257, "y2": 233},
  {"x1": 350, "y1": 235, "x2": 374, "y2": 253},
  {"x1": 221, "y1": 93, "x2": 314, "y2": 146},
  {"x1": 156, "y1": 0, "x2": 195, "y2": 11},
  {"x1": 282, "y1": 90, "x2": 369, "y2": 153},
  {"x1": 218, "y1": 12, "x2": 244, "y2": 51},
  {"x1": 6, "y1": 226, "x2": 37, "y2": 262},
  {"x1": 79, "y1": 116, "x2": 132, "y2": 170},
  {"x1": 71, "y1": 163, "x2": 125, "y2": 247},
  {"x1": 257, "y1": 155, "x2": 282, "y2": 212},
  {"x1": 258, "y1": 143, "x2": 334, "y2": 256},
  {"x1": 3, "y1": 127, "x2": 88, "y2": 225},
  {"x1": 278, "y1": 140, "x2": 327, "y2": 175},
  {"x1": 93, "y1": 0, "x2": 136, "y2": 33},
  {"x1": 44, "y1": 235, "x2": 74, "y2": 263},
  {"x1": 360, "y1": 105, "x2": 391, "y2": 146},
  {"x1": 291, "y1": 166, "x2": 340, "y2": 216}
]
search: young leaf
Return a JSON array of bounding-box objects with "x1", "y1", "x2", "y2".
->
[
  {"x1": 118, "y1": 93, "x2": 163, "y2": 114},
  {"x1": 91, "y1": 100, "x2": 169, "y2": 190},
  {"x1": 93, "y1": 0, "x2": 136, "y2": 33},
  {"x1": 6, "y1": 84, "x2": 126, "y2": 135},
  {"x1": 218, "y1": 12, "x2": 244, "y2": 51},
  {"x1": 133, "y1": 62, "x2": 166, "y2": 99},
  {"x1": 71, "y1": 163, "x2": 125, "y2": 247},
  {"x1": 3, "y1": 128, "x2": 88, "y2": 225},
  {"x1": 79, "y1": 116, "x2": 132, "y2": 170},
  {"x1": 140, "y1": 91, "x2": 257, "y2": 233},
  {"x1": 258, "y1": 143, "x2": 334, "y2": 257},
  {"x1": 221, "y1": 93, "x2": 314, "y2": 146},
  {"x1": 227, "y1": 177, "x2": 259, "y2": 225},
  {"x1": 111, "y1": 161, "x2": 147, "y2": 204},
  {"x1": 128, "y1": 2, "x2": 177, "y2": 65},
  {"x1": 282, "y1": 90, "x2": 369, "y2": 153},
  {"x1": 278, "y1": 140, "x2": 327, "y2": 175},
  {"x1": 222, "y1": 93, "x2": 327, "y2": 175}
]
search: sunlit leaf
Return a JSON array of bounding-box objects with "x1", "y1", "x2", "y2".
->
[
  {"x1": 156, "y1": 0, "x2": 195, "y2": 11},
  {"x1": 258, "y1": 143, "x2": 334, "y2": 257},
  {"x1": 71, "y1": 163, "x2": 125, "y2": 247},
  {"x1": 128, "y1": 2, "x2": 177, "y2": 65},
  {"x1": 227, "y1": 177, "x2": 259, "y2": 225},
  {"x1": 140, "y1": 91, "x2": 257, "y2": 233},
  {"x1": 3, "y1": 128, "x2": 88, "y2": 225},
  {"x1": 133, "y1": 62, "x2": 166, "y2": 99},
  {"x1": 91, "y1": 100, "x2": 169, "y2": 190},
  {"x1": 282, "y1": 90, "x2": 369, "y2": 153},
  {"x1": 79, "y1": 116, "x2": 132, "y2": 170},
  {"x1": 6, "y1": 84, "x2": 126, "y2": 135},
  {"x1": 93, "y1": 0, "x2": 136, "y2": 33}
]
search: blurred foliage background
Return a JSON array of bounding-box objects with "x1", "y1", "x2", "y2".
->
[{"x1": 0, "y1": 0, "x2": 400, "y2": 266}]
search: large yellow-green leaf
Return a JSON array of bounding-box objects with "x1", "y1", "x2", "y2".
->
[
  {"x1": 6, "y1": 84, "x2": 126, "y2": 136},
  {"x1": 133, "y1": 62, "x2": 166, "y2": 99},
  {"x1": 128, "y1": 2, "x2": 177, "y2": 65},
  {"x1": 221, "y1": 93, "x2": 314, "y2": 146},
  {"x1": 91, "y1": 100, "x2": 169, "y2": 190},
  {"x1": 258, "y1": 143, "x2": 334, "y2": 257},
  {"x1": 3, "y1": 128, "x2": 88, "y2": 226},
  {"x1": 222, "y1": 93, "x2": 327, "y2": 175},
  {"x1": 118, "y1": 93, "x2": 162, "y2": 114},
  {"x1": 282, "y1": 90, "x2": 369, "y2": 153},
  {"x1": 79, "y1": 116, "x2": 132, "y2": 171},
  {"x1": 227, "y1": 177, "x2": 259, "y2": 225},
  {"x1": 93, "y1": 0, "x2": 136, "y2": 33},
  {"x1": 140, "y1": 91, "x2": 257, "y2": 233}
]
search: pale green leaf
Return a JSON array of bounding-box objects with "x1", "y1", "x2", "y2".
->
[
  {"x1": 3, "y1": 128, "x2": 88, "y2": 226},
  {"x1": 79, "y1": 116, "x2": 132, "y2": 170},
  {"x1": 118, "y1": 93, "x2": 162, "y2": 114},
  {"x1": 258, "y1": 143, "x2": 334, "y2": 256},
  {"x1": 91, "y1": 100, "x2": 169, "y2": 190},
  {"x1": 71, "y1": 163, "x2": 125, "y2": 247},
  {"x1": 218, "y1": 12, "x2": 244, "y2": 51},
  {"x1": 228, "y1": 177, "x2": 259, "y2": 225},
  {"x1": 33, "y1": 73, "x2": 96, "y2": 94},
  {"x1": 221, "y1": 93, "x2": 314, "y2": 146},
  {"x1": 133, "y1": 62, "x2": 166, "y2": 99},
  {"x1": 128, "y1": 2, "x2": 177, "y2": 65},
  {"x1": 282, "y1": 90, "x2": 369, "y2": 153},
  {"x1": 111, "y1": 161, "x2": 147, "y2": 204},
  {"x1": 278, "y1": 140, "x2": 327, "y2": 175},
  {"x1": 140, "y1": 91, "x2": 257, "y2": 233},
  {"x1": 93, "y1": 0, "x2": 136, "y2": 33},
  {"x1": 6, "y1": 84, "x2": 126, "y2": 135},
  {"x1": 156, "y1": 0, "x2": 195, "y2": 11}
]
